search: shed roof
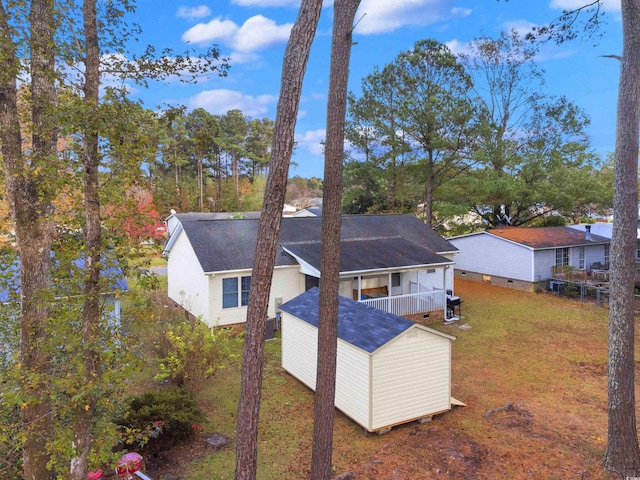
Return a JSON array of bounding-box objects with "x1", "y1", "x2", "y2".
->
[
  {"x1": 172, "y1": 213, "x2": 457, "y2": 274},
  {"x1": 487, "y1": 226, "x2": 610, "y2": 249},
  {"x1": 279, "y1": 287, "x2": 453, "y2": 353}
]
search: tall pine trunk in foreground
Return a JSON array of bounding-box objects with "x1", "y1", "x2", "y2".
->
[
  {"x1": 234, "y1": 1, "x2": 322, "y2": 478},
  {"x1": 0, "y1": 1, "x2": 57, "y2": 478},
  {"x1": 69, "y1": 1, "x2": 102, "y2": 478},
  {"x1": 604, "y1": 0, "x2": 640, "y2": 475},
  {"x1": 310, "y1": 1, "x2": 361, "y2": 479}
]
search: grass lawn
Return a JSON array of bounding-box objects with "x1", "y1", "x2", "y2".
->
[{"x1": 147, "y1": 278, "x2": 636, "y2": 480}]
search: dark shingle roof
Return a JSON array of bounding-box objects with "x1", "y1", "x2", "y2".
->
[
  {"x1": 488, "y1": 226, "x2": 610, "y2": 249},
  {"x1": 174, "y1": 213, "x2": 457, "y2": 273},
  {"x1": 283, "y1": 237, "x2": 451, "y2": 273},
  {"x1": 279, "y1": 287, "x2": 416, "y2": 353}
]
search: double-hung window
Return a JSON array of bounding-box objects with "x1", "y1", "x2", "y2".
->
[
  {"x1": 223, "y1": 276, "x2": 251, "y2": 309},
  {"x1": 241, "y1": 276, "x2": 251, "y2": 306},
  {"x1": 223, "y1": 278, "x2": 239, "y2": 308},
  {"x1": 579, "y1": 247, "x2": 585, "y2": 270},
  {"x1": 555, "y1": 247, "x2": 569, "y2": 266}
]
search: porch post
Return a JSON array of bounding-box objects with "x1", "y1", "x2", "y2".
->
[{"x1": 357, "y1": 275, "x2": 362, "y2": 300}]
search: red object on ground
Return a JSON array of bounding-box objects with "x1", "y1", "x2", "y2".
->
[
  {"x1": 117, "y1": 452, "x2": 143, "y2": 474},
  {"x1": 87, "y1": 470, "x2": 103, "y2": 480}
]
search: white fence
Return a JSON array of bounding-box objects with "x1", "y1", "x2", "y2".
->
[{"x1": 359, "y1": 289, "x2": 446, "y2": 317}]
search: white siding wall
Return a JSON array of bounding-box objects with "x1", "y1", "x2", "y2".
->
[
  {"x1": 533, "y1": 249, "x2": 556, "y2": 281},
  {"x1": 281, "y1": 312, "x2": 371, "y2": 429},
  {"x1": 335, "y1": 340, "x2": 370, "y2": 429},
  {"x1": 269, "y1": 267, "x2": 304, "y2": 317},
  {"x1": 370, "y1": 328, "x2": 451, "y2": 431},
  {"x1": 167, "y1": 232, "x2": 209, "y2": 321},
  {"x1": 585, "y1": 245, "x2": 607, "y2": 269},
  {"x1": 450, "y1": 234, "x2": 534, "y2": 281},
  {"x1": 281, "y1": 313, "x2": 319, "y2": 389},
  {"x1": 209, "y1": 266, "x2": 304, "y2": 326}
]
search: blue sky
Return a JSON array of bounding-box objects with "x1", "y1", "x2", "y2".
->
[{"x1": 130, "y1": 0, "x2": 622, "y2": 179}]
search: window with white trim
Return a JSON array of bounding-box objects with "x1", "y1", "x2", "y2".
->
[
  {"x1": 604, "y1": 244, "x2": 610, "y2": 265},
  {"x1": 223, "y1": 276, "x2": 251, "y2": 309},
  {"x1": 555, "y1": 247, "x2": 569, "y2": 266},
  {"x1": 579, "y1": 247, "x2": 585, "y2": 270}
]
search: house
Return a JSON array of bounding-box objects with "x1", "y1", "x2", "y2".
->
[
  {"x1": 0, "y1": 255, "x2": 128, "y2": 366},
  {"x1": 292, "y1": 207, "x2": 322, "y2": 217},
  {"x1": 449, "y1": 226, "x2": 610, "y2": 291},
  {"x1": 162, "y1": 213, "x2": 459, "y2": 327},
  {"x1": 279, "y1": 287, "x2": 456, "y2": 433},
  {"x1": 0, "y1": 256, "x2": 128, "y2": 323}
]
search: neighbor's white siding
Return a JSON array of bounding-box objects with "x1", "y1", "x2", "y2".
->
[
  {"x1": 533, "y1": 249, "x2": 556, "y2": 281},
  {"x1": 371, "y1": 327, "x2": 451, "y2": 430},
  {"x1": 450, "y1": 234, "x2": 534, "y2": 281},
  {"x1": 167, "y1": 231, "x2": 209, "y2": 321}
]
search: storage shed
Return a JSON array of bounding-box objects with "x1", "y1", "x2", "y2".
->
[{"x1": 279, "y1": 288, "x2": 456, "y2": 433}]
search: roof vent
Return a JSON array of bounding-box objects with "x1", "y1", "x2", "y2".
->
[{"x1": 585, "y1": 225, "x2": 592, "y2": 241}]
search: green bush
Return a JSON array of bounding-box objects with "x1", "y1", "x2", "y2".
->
[
  {"x1": 153, "y1": 317, "x2": 238, "y2": 389},
  {"x1": 119, "y1": 386, "x2": 204, "y2": 454}
]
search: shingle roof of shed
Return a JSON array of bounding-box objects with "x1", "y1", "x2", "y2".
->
[
  {"x1": 488, "y1": 226, "x2": 610, "y2": 249},
  {"x1": 174, "y1": 213, "x2": 457, "y2": 273},
  {"x1": 279, "y1": 287, "x2": 417, "y2": 353}
]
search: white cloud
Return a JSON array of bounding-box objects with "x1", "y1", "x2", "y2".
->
[
  {"x1": 296, "y1": 129, "x2": 326, "y2": 156},
  {"x1": 503, "y1": 20, "x2": 538, "y2": 37},
  {"x1": 354, "y1": 0, "x2": 454, "y2": 35},
  {"x1": 549, "y1": 0, "x2": 620, "y2": 12},
  {"x1": 189, "y1": 89, "x2": 277, "y2": 117},
  {"x1": 233, "y1": 15, "x2": 293, "y2": 52},
  {"x1": 444, "y1": 39, "x2": 472, "y2": 57},
  {"x1": 181, "y1": 15, "x2": 292, "y2": 60},
  {"x1": 176, "y1": 5, "x2": 212, "y2": 20},
  {"x1": 182, "y1": 18, "x2": 238, "y2": 46},
  {"x1": 450, "y1": 6, "x2": 471, "y2": 17}
]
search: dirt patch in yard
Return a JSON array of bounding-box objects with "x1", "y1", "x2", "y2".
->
[{"x1": 146, "y1": 279, "x2": 632, "y2": 480}]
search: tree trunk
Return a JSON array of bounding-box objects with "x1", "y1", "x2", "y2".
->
[
  {"x1": 604, "y1": 0, "x2": 640, "y2": 476},
  {"x1": 0, "y1": 1, "x2": 57, "y2": 478},
  {"x1": 310, "y1": 2, "x2": 360, "y2": 479},
  {"x1": 234, "y1": 1, "x2": 322, "y2": 479},
  {"x1": 69, "y1": 1, "x2": 102, "y2": 478}
]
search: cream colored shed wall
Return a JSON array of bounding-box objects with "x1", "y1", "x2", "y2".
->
[
  {"x1": 334, "y1": 339, "x2": 370, "y2": 428},
  {"x1": 167, "y1": 232, "x2": 209, "y2": 321},
  {"x1": 371, "y1": 327, "x2": 451, "y2": 430},
  {"x1": 281, "y1": 312, "x2": 371, "y2": 429},
  {"x1": 281, "y1": 313, "x2": 318, "y2": 388},
  {"x1": 209, "y1": 266, "x2": 303, "y2": 327}
]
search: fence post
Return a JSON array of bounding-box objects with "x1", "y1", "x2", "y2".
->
[{"x1": 596, "y1": 286, "x2": 601, "y2": 306}]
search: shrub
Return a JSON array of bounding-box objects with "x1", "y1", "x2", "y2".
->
[
  {"x1": 153, "y1": 317, "x2": 238, "y2": 389},
  {"x1": 119, "y1": 387, "x2": 204, "y2": 454}
]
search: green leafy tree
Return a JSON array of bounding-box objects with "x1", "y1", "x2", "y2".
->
[
  {"x1": 455, "y1": 31, "x2": 599, "y2": 228},
  {"x1": 0, "y1": 1, "x2": 228, "y2": 478},
  {"x1": 346, "y1": 39, "x2": 478, "y2": 226}
]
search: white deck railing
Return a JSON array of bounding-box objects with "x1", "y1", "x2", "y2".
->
[{"x1": 359, "y1": 289, "x2": 446, "y2": 317}]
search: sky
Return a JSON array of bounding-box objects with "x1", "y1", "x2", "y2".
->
[{"x1": 129, "y1": 0, "x2": 623, "y2": 179}]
